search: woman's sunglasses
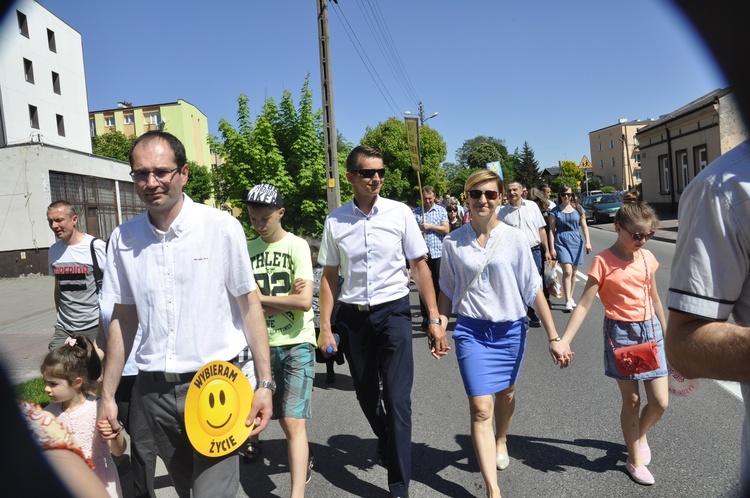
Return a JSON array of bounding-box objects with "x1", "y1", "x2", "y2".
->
[
  {"x1": 467, "y1": 189, "x2": 499, "y2": 200},
  {"x1": 560, "y1": 193, "x2": 573, "y2": 197},
  {"x1": 620, "y1": 225, "x2": 655, "y2": 242},
  {"x1": 447, "y1": 208, "x2": 457, "y2": 213}
]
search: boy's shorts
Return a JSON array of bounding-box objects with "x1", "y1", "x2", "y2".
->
[{"x1": 270, "y1": 342, "x2": 315, "y2": 419}]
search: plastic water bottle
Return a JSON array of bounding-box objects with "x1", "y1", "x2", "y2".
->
[{"x1": 325, "y1": 333, "x2": 340, "y2": 355}]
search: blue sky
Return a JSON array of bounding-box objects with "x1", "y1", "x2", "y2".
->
[{"x1": 36, "y1": 0, "x2": 726, "y2": 170}]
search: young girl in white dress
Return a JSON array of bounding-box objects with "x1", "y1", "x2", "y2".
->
[{"x1": 42, "y1": 334, "x2": 127, "y2": 497}]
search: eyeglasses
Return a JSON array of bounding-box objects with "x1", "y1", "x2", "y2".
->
[
  {"x1": 130, "y1": 167, "x2": 182, "y2": 184},
  {"x1": 467, "y1": 189, "x2": 499, "y2": 200},
  {"x1": 620, "y1": 225, "x2": 655, "y2": 242},
  {"x1": 447, "y1": 208, "x2": 457, "y2": 213},
  {"x1": 354, "y1": 168, "x2": 386, "y2": 178},
  {"x1": 560, "y1": 193, "x2": 573, "y2": 197}
]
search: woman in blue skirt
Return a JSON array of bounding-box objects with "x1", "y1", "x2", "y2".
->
[{"x1": 437, "y1": 170, "x2": 573, "y2": 498}]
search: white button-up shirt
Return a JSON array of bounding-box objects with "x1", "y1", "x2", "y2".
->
[
  {"x1": 101, "y1": 195, "x2": 257, "y2": 373},
  {"x1": 319, "y1": 196, "x2": 428, "y2": 306}
]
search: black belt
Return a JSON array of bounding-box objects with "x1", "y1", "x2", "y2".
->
[
  {"x1": 340, "y1": 297, "x2": 402, "y2": 313},
  {"x1": 531, "y1": 244, "x2": 542, "y2": 251}
]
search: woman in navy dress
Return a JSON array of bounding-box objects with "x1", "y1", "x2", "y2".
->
[{"x1": 549, "y1": 184, "x2": 591, "y2": 311}]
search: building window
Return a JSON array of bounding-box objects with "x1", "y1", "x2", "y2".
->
[
  {"x1": 694, "y1": 146, "x2": 708, "y2": 175},
  {"x1": 56, "y1": 114, "x2": 65, "y2": 136},
  {"x1": 609, "y1": 140, "x2": 614, "y2": 149},
  {"x1": 660, "y1": 155, "x2": 670, "y2": 193},
  {"x1": 23, "y1": 58, "x2": 34, "y2": 83},
  {"x1": 90, "y1": 118, "x2": 96, "y2": 138},
  {"x1": 598, "y1": 143, "x2": 602, "y2": 152},
  {"x1": 635, "y1": 153, "x2": 641, "y2": 164},
  {"x1": 611, "y1": 157, "x2": 616, "y2": 167},
  {"x1": 104, "y1": 116, "x2": 115, "y2": 127},
  {"x1": 144, "y1": 111, "x2": 161, "y2": 126},
  {"x1": 677, "y1": 150, "x2": 688, "y2": 190},
  {"x1": 123, "y1": 113, "x2": 134, "y2": 125},
  {"x1": 29, "y1": 105, "x2": 39, "y2": 129},
  {"x1": 52, "y1": 71, "x2": 61, "y2": 94},
  {"x1": 47, "y1": 29, "x2": 57, "y2": 52},
  {"x1": 17, "y1": 11, "x2": 29, "y2": 38},
  {"x1": 611, "y1": 175, "x2": 617, "y2": 186},
  {"x1": 599, "y1": 159, "x2": 603, "y2": 169}
]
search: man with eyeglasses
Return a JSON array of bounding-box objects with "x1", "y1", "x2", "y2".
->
[
  {"x1": 666, "y1": 139, "x2": 750, "y2": 494},
  {"x1": 97, "y1": 131, "x2": 273, "y2": 498},
  {"x1": 413, "y1": 185, "x2": 450, "y2": 332},
  {"x1": 497, "y1": 181, "x2": 550, "y2": 327},
  {"x1": 317, "y1": 145, "x2": 449, "y2": 498}
]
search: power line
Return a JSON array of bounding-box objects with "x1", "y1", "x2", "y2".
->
[
  {"x1": 357, "y1": 0, "x2": 420, "y2": 107},
  {"x1": 330, "y1": 2, "x2": 402, "y2": 118}
]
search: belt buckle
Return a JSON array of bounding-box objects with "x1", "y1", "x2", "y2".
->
[
  {"x1": 164, "y1": 372, "x2": 182, "y2": 382},
  {"x1": 356, "y1": 304, "x2": 370, "y2": 312}
]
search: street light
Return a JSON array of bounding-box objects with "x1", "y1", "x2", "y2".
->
[{"x1": 405, "y1": 101, "x2": 439, "y2": 126}]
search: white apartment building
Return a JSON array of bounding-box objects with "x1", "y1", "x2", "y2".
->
[
  {"x1": 0, "y1": 0, "x2": 90, "y2": 151},
  {"x1": 0, "y1": 1, "x2": 136, "y2": 277}
]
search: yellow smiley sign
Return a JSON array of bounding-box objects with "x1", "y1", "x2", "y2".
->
[{"x1": 184, "y1": 361, "x2": 254, "y2": 457}]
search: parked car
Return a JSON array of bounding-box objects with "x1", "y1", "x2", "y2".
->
[{"x1": 582, "y1": 193, "x2": 622, "y2": 224}]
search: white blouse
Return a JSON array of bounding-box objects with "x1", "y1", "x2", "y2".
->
[{"x1": 439, "y1": 221, "x2": 541, "y2": 322}]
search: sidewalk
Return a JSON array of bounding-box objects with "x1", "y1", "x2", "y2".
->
[{"x1": 0, "y1": 274, "x2": 55, "y2": 384}]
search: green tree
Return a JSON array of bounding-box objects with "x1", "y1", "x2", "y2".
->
[
  {"x1": 183, "y1": 161, "x2": 214, "y2": 204},
  {"x1": 92, "y1": 130, "x2": 134, "y2": 162},
  {"x1": 515, "y1": 141, "x2": 542, "y2": 190},
  {"x1": 551, "y1": 176, "x2": 582, "y2": 196},
  {"x1": 360, "y1": 117, "x2": 447, "y2": 207},
  {"x1": 210, "y1": 76, "x2": 329, "y2": 237},
  {"x1": 446, "y1": 136, "x2": 516, "y2": 197},
  {"x1": 559, "y1": 160, "x2": 583, "y2": 182}
]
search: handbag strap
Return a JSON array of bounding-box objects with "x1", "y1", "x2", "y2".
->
[
  {"x1": 458, "y1": 223, "x2": 506, "y2": 305},
  {"x1": 605, "y1": 249, "x2": 657, "y2": 350}
]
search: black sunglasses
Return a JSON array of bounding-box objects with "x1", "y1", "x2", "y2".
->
[
  {"x1": 354, "y1": 168, "x2": 386, "y2": 178},
  {"x1": 447, "y1": 208, "x2": 457, "y2": 213},
  {"x1": 620, "y1": 225, "x2": 655, "y2": 242},
  {"x1": 467, "y1": 189, "x2": 499, "y2": 200},
  {"x1": 560, "y1": 192, "x2": 573, "y2": 197}
]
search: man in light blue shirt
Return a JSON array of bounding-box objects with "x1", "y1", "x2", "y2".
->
[{"x1": 413, "y1": 186, "x2": 449, "y2": 331}]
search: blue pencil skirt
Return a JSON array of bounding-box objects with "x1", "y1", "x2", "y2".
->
[{"x1": 453, "y1": 315, "x2": 528, "y2": 396}]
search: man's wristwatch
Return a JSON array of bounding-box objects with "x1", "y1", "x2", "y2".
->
[
  {"x1": 428, "y1": 318, "x2": 443, "y2": 326},
  {"x1": 258, "y1": 380, "x2": 276, "y2": 394}
]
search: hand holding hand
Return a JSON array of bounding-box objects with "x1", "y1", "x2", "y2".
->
[
  {"x1": 427, "y1": 321, "x2": 450, "y2": 360},
  {"x1": 549, "y1": 340, "x2": 574, "y2": 368},
  {"x1": 96, "y1": 397, "x2": 121, "y2": 440}
]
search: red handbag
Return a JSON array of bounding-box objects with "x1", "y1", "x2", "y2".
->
[{"x1": 607, "y1": 251, "x2": 660, "y2": 377}]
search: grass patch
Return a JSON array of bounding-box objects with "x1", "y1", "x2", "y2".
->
[{"x1": 14, "y1": 377, "x2": 50, "y2": 406}]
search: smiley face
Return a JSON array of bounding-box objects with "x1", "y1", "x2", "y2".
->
[{"x1": 196, "y1": 378, "x2": 241, "y2": 437}]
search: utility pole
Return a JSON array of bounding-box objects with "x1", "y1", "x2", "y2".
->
[{"x1": 316, "y1": 0, "x2": 340, "y2": 211}]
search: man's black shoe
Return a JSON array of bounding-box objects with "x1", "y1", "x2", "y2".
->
[
  {"x1": 376, "y1": 438, "x2": 387, "y2": 467},
  {"x1": 390, "y1": 493, "x2": 409, "y2": 498}
]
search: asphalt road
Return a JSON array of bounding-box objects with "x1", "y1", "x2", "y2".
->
[
  {"x1": 3, "y1": 225, "x2": 742, "y2": 497},
  {"x1": 139, "y1": 226, "x2": 743, "y2": 498}
]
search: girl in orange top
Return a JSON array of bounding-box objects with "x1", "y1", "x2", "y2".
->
[{"x1": 559, "y1": 190, "x2": 668, "y2": 487}]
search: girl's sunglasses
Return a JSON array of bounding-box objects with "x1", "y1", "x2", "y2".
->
[
  {"x1": 620, "y1": 225, "x2": 655, "y2": 242},
  {"x1": 467, "y1": 189, "x2": 499, "y2": 200}
]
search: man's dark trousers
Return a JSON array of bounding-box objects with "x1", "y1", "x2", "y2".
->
[
  {"x1": 337, "y1": 295, "x2": 413, "y2": 497},
  {"x1": 418, "y1": 255, "x2": 440, "y2": 329}
]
